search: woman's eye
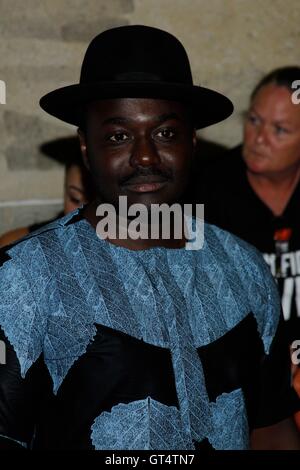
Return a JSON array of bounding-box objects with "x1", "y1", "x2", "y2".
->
[
  {"x1": 69, "y1": 195, "x2": 83, "y2": 204},
  {"x1": 108, "y1": 132, "x2": 129, "y2": 142},
  {"x1": 247, "y1": 114, "x2": 259, "y2": 125},
  {"x1": 70, "y1": 197, "x2": 81, "y2": 204},
  {"x1": 274, "y1": 126, "x2": 288, "y2": 135}
]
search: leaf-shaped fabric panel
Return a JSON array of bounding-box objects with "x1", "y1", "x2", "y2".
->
[
  {"x1": 91, "y1": 397, "x2": 193, "y2": 450},
  {"x1": 208, "y1": 388, "x2": 249, "y2": 450}
]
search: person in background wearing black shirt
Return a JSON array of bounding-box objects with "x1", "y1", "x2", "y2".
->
[{"x1": 199, "y1": 67, "x2": 300, "y2": 427}]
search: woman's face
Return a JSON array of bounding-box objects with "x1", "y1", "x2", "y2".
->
[
  {"x1": 243, "y1": 83, "x2": 300, "y2": 177},
  {"x1": 64, "y1": 164, "x2": 90, "y2": 214}
]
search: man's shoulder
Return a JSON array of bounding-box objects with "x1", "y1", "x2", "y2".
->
[
  {"x1": 202, "y1": 222, "x2": 281, "y2": 351},
  {"x1": 0, "y1": 209, "x2": 81, "y2": 266},
  {"x1": 202, "y1": 221, "x2": 280, "y2": 310},
  {"x1": 203, "y1": 221, "x2": 267, "y2": 270},
  {"x1": 0, "y1": 213, "x2": 81, "y2": 377}
]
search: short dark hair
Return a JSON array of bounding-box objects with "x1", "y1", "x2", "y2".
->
[{"x1": 251, "y1": 66, "x2": 300, "y2": 101}]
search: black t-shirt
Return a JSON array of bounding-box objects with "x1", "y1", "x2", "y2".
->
[{"x1": 198, "y1": 145, "x2": 300, "y2": 342}]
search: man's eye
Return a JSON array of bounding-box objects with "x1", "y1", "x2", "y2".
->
[
  {"x1": 108, "y1": 132, "x2": 129, "y2": 142},
  {"x1": 156, "y1": 128, "x2": 176, "y2": 139}
]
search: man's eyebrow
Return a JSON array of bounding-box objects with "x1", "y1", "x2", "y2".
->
[
  {"x1": 156, "y1": 112, "x2": 181, "y2": 123},
  {"x1": 101, "y1": 113, "x2": 182, "y2": 126},
  {"x1": 101, "y1": 117, "x2": 129, "y2": 126}
]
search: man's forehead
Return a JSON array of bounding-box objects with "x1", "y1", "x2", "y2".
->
[{"x1": 85, "y1": 98, "x2": 190, "y2": 124}]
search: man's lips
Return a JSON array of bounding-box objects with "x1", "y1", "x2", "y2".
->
[
  {"x1": 121, "y1": 176, "x2": 169, "y2": 193},
  {"x1": 124, "y1": 181, "x2": 168, "y2": 193}
]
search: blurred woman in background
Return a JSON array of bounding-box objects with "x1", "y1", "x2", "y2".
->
[
  {"x1": 0, "y1": 136, "x2": 94, "y2": 247},
  {"x1": 199, "y1": 66, "x2": 300, "y2": 426}
]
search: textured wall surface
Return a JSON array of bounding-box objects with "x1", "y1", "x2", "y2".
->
[{"x1": 0, "y1": 0, "x2": 299, "y2": 234}]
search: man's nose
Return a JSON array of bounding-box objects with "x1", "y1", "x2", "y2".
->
[{"x1": 130, "y1": 137, "x2": 161, "y2": 168}]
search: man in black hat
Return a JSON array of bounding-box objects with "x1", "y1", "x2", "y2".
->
[{"x1": 0, "y1": 25, "x2": 299, "y2": 450}]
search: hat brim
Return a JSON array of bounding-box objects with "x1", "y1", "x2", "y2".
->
[
  {"x1": 40, "y1": 136, "x2": 81, "y2": 165},
  {"x1": 40, "y1": 81, "x2": 233, "y2": 130}
]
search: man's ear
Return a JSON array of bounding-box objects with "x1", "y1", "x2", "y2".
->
[
  {"x1": 192, "y1": 130, "x2": 197, "y2": 161},
  {"x1": 192, "y1": 130, "x2": 197, "y2": 148},
  {"x1": 77, "y1": 128, "x2": 90, "y2": 170}
]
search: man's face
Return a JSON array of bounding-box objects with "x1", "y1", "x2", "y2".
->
[{"x1": 79, "y1": 98, "x2": 196, "y2": 209}]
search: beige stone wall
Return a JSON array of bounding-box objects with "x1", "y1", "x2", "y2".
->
[
  {"x1": 131, "y1": 0, "x2": 300, "y2": 146},
  {"x1": 0, "y1": 0, "x2": 299, "y2": 234}
]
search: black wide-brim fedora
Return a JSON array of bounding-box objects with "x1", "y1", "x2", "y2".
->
[{"x1": 40, "y1": 25, "x2": 234, "y2": 129}]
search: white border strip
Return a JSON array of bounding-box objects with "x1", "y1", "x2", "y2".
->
[{"x1": 0, "y1": 199, "x2": 63, "y2": 208}]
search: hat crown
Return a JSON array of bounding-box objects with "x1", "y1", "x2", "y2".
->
[
  {"x1": 40, "y1": 25, "x2": 234, "y2": 129},
  {"x1": 80, "y1": 25, "x2": 193, "y2": 86}
]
